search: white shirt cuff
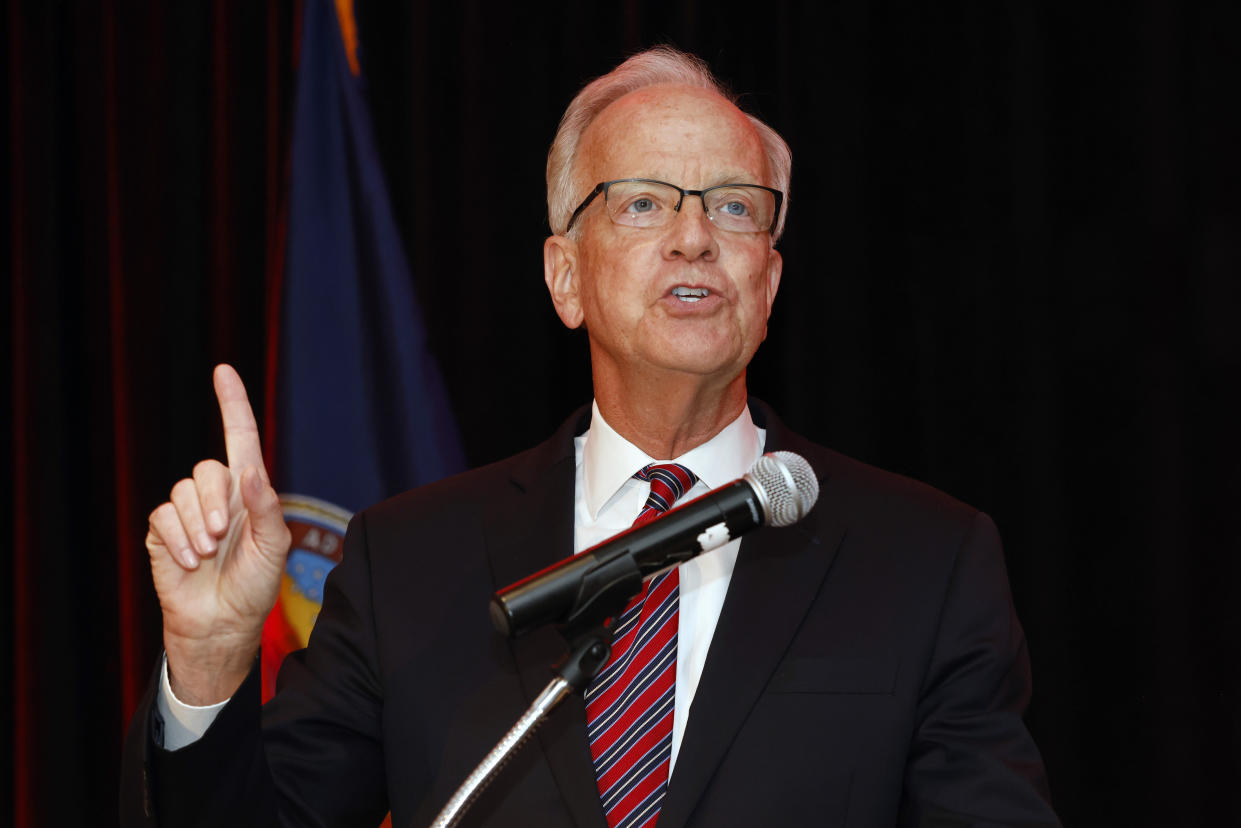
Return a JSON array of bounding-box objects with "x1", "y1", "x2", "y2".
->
[{"x1": 155, "y1": 652, "x2": 229, "y2": 751}]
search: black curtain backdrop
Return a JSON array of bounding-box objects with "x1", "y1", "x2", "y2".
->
[{"x1": 5, "y1": 2, "x2": 1239, "y2": 825}]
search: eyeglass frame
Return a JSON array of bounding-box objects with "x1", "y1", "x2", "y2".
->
[{"x1": 563, "y1": 178, "x2": 784, "y2": 235}]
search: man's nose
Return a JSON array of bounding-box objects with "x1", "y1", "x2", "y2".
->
[{"x1": 664, "y1": 195, "x2": 718, "y2": 261}]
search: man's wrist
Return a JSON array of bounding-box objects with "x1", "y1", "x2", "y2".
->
[
  {"x1": 164, "y1": 633, "x2": 259, "y2": 705},
  {"x1": 157, "y1": 652, "x2": 231, "y2": 750}
]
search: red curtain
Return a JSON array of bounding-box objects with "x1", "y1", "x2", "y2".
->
[{"x1": 6, "y1": 3, "x2": 297, "y2": 823}]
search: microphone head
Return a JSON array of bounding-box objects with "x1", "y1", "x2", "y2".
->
[{"x1": 745, "y1": 451, "x2": 820, "y2": 527}]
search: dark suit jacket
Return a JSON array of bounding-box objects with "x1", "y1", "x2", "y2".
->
[{"x1": 121, "y1": 401, "x2": 1058, "y2": 827}]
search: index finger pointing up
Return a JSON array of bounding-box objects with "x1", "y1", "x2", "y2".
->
[{"x1": 213, "y1": 364, "x2": 268, "y2": 482}]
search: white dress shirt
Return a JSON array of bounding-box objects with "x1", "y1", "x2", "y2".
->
[
  {"x1": 159, "y1": 401, "x2": 765, "y2": 771},
  {"x1": 573, "y1": 401, "x2": 764, "y2": 771}
]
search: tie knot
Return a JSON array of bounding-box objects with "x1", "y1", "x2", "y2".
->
[{"x1": 632, "y1": 463, "x2": 698, "y2": 526}]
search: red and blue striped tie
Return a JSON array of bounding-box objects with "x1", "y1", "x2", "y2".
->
[{"x1": 585, "y1": 463, "x2": 698, "y2": 828}]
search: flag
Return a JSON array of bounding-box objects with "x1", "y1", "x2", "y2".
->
[{"x1": 261, "y1": 0, "x2": 465, "y2": 702}]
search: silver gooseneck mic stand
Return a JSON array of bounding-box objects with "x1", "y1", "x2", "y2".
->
[
  {"x1": 426, "y1": 629, "x2": 612, "y2": 828},
  {"x1": 426, "y1": 516, "x2": 652, "y2": 828}
]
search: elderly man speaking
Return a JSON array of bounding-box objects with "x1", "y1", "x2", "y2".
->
[{"x1": 122, "y1": 47, "x2": 1058, "y2": 828}]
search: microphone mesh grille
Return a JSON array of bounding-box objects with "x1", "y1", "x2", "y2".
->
[{"x1": 748, "y1": 451, "x2": 820, "y2": 527}]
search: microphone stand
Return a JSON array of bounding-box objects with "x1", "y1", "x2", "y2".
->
[
  {"x1": 427, "y1": 628, "x2": 611, "y2": 828},
  {"x1": 426, "y1": 562, "x2": 645, "y2": 828}
]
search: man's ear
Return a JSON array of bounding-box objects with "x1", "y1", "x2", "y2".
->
[
  {"x1": 764, "y1": 247, "x2": 783, "y2": 318},
  {"x1": 544, "y1": 235, "x2": 584, "y2": 329}
]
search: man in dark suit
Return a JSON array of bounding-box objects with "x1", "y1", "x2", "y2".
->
[{"x1": 122, "y1": 48, "x2": 1058, "y2": 826}]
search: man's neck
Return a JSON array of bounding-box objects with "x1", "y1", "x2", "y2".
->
[{"x1": 592, "y1": 366, "x2": 749, "y2": 460}]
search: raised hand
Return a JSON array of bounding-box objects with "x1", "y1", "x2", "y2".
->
[{"x1": 146, "y1": 364, "x2": 292, "y2": 705}]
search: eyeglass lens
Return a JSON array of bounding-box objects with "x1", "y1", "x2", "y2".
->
[{"x1": 605, "y1": 180, "x2": 775, "y2": 233}]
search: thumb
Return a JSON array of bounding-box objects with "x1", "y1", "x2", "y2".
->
[{"x1": 240, "y1": 466, "x2": 292, "y2": 562}]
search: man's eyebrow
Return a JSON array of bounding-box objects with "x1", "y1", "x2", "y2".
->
[
  {"x1": 618, "y1": 173, "x2": 767, "y2": 189},
  {"x1": 703, "y1": 172, "x2": 767, "y2": 187}
]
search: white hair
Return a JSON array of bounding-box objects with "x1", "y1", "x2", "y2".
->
[{"x1": 546, "y1": 46, "x2": 792, "y2": 241}]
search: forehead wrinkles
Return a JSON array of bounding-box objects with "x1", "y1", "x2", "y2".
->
[{"x1": 575, "y1": 86, "x2": 768, "y2": 189}]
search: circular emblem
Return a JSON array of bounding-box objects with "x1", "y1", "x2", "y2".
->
[{"x1": 260, "y1": 494, "x2": 353, "y2": 700}]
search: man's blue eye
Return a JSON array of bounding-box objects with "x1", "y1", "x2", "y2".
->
[
  {"x1": 721, "y1": 200, "x2": 749, "y2": 216},
  {"x1": 628, "y1": 198, "x2": 656, "y2": 213}
]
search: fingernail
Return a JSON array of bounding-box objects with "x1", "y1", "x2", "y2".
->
[
  {"x1": 198, "y1": 532, "x2": 217, "y2": 554},
  {"x1": 183, "y1": 548, "x2": 200, "y2": 569},
  {"x1": 208, "y1": 510, "x2": 227, "y2": 533}
]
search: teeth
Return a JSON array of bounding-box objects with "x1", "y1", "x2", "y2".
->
[{"x1": 672, "y1": 287, "x2": 710, "y2": 302}]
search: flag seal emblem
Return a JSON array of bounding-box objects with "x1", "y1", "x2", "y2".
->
[{"x1": 259, "y1": 493, "x2": 352, "y2": 699}]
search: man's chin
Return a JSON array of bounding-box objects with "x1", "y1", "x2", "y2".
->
[{"x1": 646, "y1": 346, "x2": 748, "y2": 382}]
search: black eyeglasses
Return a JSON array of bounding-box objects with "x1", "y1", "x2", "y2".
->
[{"x1": 564, "y1": 178, "x2": 783, "y2": 235}]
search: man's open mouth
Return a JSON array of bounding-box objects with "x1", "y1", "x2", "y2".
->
[{"x1": 671, "y1": 286, "x2": 710, "y2": 303}]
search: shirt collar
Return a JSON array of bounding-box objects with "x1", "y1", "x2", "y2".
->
[{"x1": 581, "y1": 400, "x2": 764, "y2": 519}]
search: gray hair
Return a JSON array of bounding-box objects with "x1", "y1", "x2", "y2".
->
[{"x1": 546, "y1": 46, "x2": 791, "y2": 241}]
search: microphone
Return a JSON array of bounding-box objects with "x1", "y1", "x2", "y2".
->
[{"x1": 490, "y1": 451, "x2": 820, "y2": 639}]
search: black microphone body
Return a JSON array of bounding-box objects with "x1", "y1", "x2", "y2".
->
[{"x1": 490, "y1": 479, "x2": 764, "y2": 639}]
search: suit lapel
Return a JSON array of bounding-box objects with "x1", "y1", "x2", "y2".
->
[
  {"x1": 657, "y1": 404, "x2": 848, "y2": 828},
  {"x1": 482, "y1": 406, "x2": 607, "y2": 828}
]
